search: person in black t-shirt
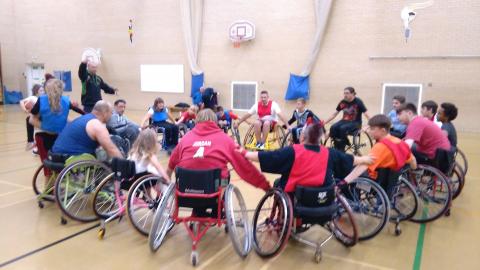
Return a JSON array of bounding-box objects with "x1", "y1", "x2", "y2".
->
[
  {"x1": 437, "y1": 102, "x2": 458, "y2": 148},
  {"x1": 324, "y1": 86, "x2": 370, "y2": 152},
  {"x1": 287, "y1": 98, "x2": 320, "y2": 144}
]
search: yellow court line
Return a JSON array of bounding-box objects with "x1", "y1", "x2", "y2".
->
[
  {"x1": 0, "y1": 197, "x2": 35, "y2": 209},
  {"x1": 0, "y1": 187, "x2": 31, "y2": 198},
  {"x1": 0, "y1": 180, "x2": 31, "y2": 189}
]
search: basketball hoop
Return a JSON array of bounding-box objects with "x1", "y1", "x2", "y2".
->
[{"x1": 229, "y1": 20, "x2": 255, "y2": 49}]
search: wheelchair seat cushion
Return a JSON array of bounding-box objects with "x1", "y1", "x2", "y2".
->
[
  {"x1": 47, "y1": 151, "x2": 70, "y2": 163},
  {"x1": 43, "y1": 159, "x2": 66, "y2": 172}
]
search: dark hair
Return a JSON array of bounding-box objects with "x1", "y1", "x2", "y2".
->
[
  {"x1": 303, "y1": 122, "x2": 324, "y2": 145},
  {"x1": 216, "y1": 106, "x2": 224, "y2": 112},
  {"x1": 441, "y1": 102, "x2": 458, "y2": 121},
  {"x1": 114, "y1": 99, "x2": 126, "y2": 106},
  {"x1": 260, "y1": 90, "x2": 269, "y2": 95},
  {"x1": 31, "y1": 84, "x2": 42, "y2": 96},
  {"x1": 344, "y1": 86, "x2": 356, "y2": 95},
  {"x1": 421, "y1": 100, "x2": 438, "y2": 114},
  {"x1": 153, "y1": 97, "x2": 164, "y2": 112},
  {"x1": 44, "y1": 73, "x2": 55, "y2": 81},
  {"x1": 393, "y1": 95, "x2": 406, "y2": 104},
  {"x1": 368, "y1": 114, "x2": 391, "y2": 130},
  {"x1": 398, "y1": 103, "x2": 417, "y2": 114}
]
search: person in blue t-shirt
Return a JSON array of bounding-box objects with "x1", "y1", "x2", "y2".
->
[
  {"x1": 140, "y1": 97, "x2": 179, "y2": 150},
  {"x1": 387, "y1": 95, "x2": 407, "y2": 138}
]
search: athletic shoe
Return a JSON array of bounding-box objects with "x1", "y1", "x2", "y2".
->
[{"x1": 26, "y1": 142, "x2": 35, "y2": 151}]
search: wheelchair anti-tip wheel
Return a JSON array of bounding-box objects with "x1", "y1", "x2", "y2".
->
[
  {"x1": 225, "y1": 184, "x2": 251, "y2": 257},
  {"x1": 252, "y1": 188, "x2": 293, "y2": 258},
  {"x1": 149, "y1": 182, "x2": 176, "y2": 252}
]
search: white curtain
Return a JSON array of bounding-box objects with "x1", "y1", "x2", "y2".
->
[
  {"x1": 300, "y1": 0, "x2": 333, "y2": 76},
  {"x1": 181, "y1": 0, "x2": 204, "y2": 75}
]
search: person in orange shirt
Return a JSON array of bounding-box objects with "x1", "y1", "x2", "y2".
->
[{"x1": 344, "y1": 114, "x2": 416, "y2": 182}]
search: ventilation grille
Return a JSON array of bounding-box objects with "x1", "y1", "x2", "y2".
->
[
  {"x1": 231, "y1": 81, "x2": 257, "y2": 111},
  {"x1": 382, "y1": 84, "x2": 422, "y2": 114}
]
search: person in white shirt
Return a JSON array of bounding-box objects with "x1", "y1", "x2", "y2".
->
[{"x1": 235, "y1": 90, "x2": 290, "y2": 149}]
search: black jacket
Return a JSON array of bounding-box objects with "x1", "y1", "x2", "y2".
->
[{"x1": 78, "y1": 62, "x2": 115, "y2": 106}]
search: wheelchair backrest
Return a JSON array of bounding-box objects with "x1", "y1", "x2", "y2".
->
[
  {"x1": 176, "y1": 167, "x2": 222, "y2": 194},
  {"x1": 433, "y1": 148, "x2": 455, "y2": 174},
  {"x1": 175, "y1": 167, "x2": 222, "y2": 208},
  {"x1": 111, "y1": 157, "x2": 136, "y2": 180},
  {"x1": 294, "y1": 184, "x2": 336, "y2": 208},
  {"x1": 375, "y1": 168, "x2": 401, "y2": 198}
]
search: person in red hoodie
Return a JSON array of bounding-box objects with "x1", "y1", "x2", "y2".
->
[
  {"x1": 167, "y1": 109, "x2": 271, "y2": 192},
  {"x1": 344, "y1": 114, "x2": 417, "y2": 183}
]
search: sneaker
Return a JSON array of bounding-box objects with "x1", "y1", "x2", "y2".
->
[
  {"x1": 255, "y1": 143, "x2": 262, "y2": 148},
  {"x1": 26, "y1": 142, "x2": 35, "y2": 151},
  {"x1": 258, "y1": 143, "x2": 265, "y2": 150},
  {"x1": 32, "y1": 147, "x2": 39, "y2": 155}
]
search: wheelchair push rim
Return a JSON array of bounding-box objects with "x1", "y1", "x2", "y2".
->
[
  {"x1": 55, "y1": 160, "x2": 112, "y2": 222},
  {"x1": 407, "y1": 165, "x2": 452, "y2": 223},
  {"x1": 127, "y1": 174, "x2": 166, "y2": 236},
  {"x1": 149, "y1": 182, "x2": 176, "y2": 252},
  {"x1": 252, "y1": 188, "x2": 293, "y2": 258},
  {"x1": 92, "y1": 172, "x2": 124, "y2": 220},
  {"x1": 340, "y1": 178, "x2": 390, "y2": 241},
  {"x1": 332, "y1": 191, "x2": 359, "y2": 247},
  {"x1": 225, "y1": 184, "x2": 252, "y2": 257},
  {"x1": 32, "y1": 164, "x2": 56, "y2": 202},
  {"x1": 389, "y1": 177, "x2": 419, "y2": 222}
]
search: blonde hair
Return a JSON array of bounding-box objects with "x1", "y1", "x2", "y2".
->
[
  {"x1": 196, "y1": 109, "x2": 217, "y2": 123},
  {"x1": 44, "y1": 79, "x2": 64, "y2": 112},
  {"x1": 128, "y1": 129, "x2": 159, "y2": 160}
]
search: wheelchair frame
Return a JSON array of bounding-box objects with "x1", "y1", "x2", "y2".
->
[
  {"x1": 323, "y1": 128, "x2": 373, "y2": 156},
  {"x1": 243, "y1": 123, "x2": 286, "y2": 151}
]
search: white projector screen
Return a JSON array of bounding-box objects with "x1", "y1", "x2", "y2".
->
[{"x1": 140, "y1": 64, "x2": 184, "y2": 93}]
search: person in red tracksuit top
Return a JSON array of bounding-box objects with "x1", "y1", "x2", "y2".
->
[
  {"x1": 167, "y1": 109, "x2": 271, "y2": 192},
  {"x1": 240, "y1": 122, "x2": 373, "y2": 193}
]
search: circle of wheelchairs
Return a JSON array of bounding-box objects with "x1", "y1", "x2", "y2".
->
[{"x1": 32, "y1": 123, "x2": 468, "y2": 266}]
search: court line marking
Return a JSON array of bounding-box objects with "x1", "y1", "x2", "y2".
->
[
  {"x1": 413, "y1": 223, "x2": 426, "y2": 270},
  {"x1": 196, "y1": 243, "x2": 231, "y2": 269},
  {"x1": 0, "y1": 180, "x2": 31, "y2": 189},
  {"x1": 0, "y1": 165, "x2": 38, "y2": 175},
  {"x1": 0, "y1": 187, "x2": 31, "y2": 198},
  {"x1": 0, "y1": 223, "x2": 100, "y2": 268},
  {"x1": 0, "y1": 197, "x2": 35, "y2": 209}
]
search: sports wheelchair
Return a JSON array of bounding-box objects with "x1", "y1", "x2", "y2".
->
[
  {"x1": 252, "y1": 184, "x2": 358, "y2": 263},
  {"x1": 243, "y1": 123, "x2": 286, "y2": 151},
  {"x1": 323, "y1": 128, "x2": 373, "y2": 156},
  {"x1": 149, "y1": 167, "x2": 251, "y2": 266},
  {"x1": 92, "y1": 158, "x2": 167, "y2": 239},
  {"x1": 32, "y1": 133, "x2": 111, "y2": 225}
]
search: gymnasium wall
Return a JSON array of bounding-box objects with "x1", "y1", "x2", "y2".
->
[{"x1": 1, "y1": 0, "x2": 479, "y2": 131}]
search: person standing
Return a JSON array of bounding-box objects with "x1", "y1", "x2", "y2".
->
[{"x1": 78, "y1": 56, "x2": 118, "y2": 113}]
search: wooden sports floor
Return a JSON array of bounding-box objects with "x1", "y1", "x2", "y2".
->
[{"x1": 0, "y1": 105, "x2": 479, "y2": 270}]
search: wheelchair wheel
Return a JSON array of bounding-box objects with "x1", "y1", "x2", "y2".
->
[
  {"x1": 127, "y1": 174, "x2": 165, "y2": 236},
  {"x1": 243, "y1": 125, "x2": 256, "y2": 149},
  {"x1": 389, "y1": 177, "x2": 419, "y2": 222},
  {"x1": 55, "y1": 160, "x2": 112, "y2": 222},
  {"x1": 229, "y1": 126, "x2": 242, "y2": 146},
  {"x1": 450, "y1": 163, "x2": 465, "y2": 200},
  {"x1": 281, "y1": 130, "x2": 293, "y2": 148},
  {"x1": 340, "y1": 178, "x2": 390, "y2": 241},
  {"x1": 265, "y1": 125, "x2": 286, "y2": 150},
  {"x1": 149, "y1": 182, "x2": 176, "y2": 252},
  {"x1": 331, "y1": 191, "x2": 359, "y2": 247},
  {"x1": 32, "y1": 164, "x2": 55, "y2": 202},
  {"x1": 225, "y1": 184, "x2": 251, "y2": 257},
  {"x1": 252, "y1": 188, "x2": 293, "y2": 258},
  {"x1": 349, "y1": 130, "x2": 373, "y2": 156},
  {"x1": 456, "y1": 148, "x2": 468, "y2": 175},
  {"x1": 92, "y1": 173, "x2": 124, "y2": 219},
  {"x1": 407, "y1": 165, "x2": 452, "y2": 223}
]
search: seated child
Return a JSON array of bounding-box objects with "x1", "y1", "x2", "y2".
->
[
  {"x1": 175, "y1": 105, "x2": 198, "y2": 129},
  {"x1": 216, "y1": 106, "x2": 239, "y2": 132},
  {"x1": 437, "y1": 102, "x2": 458, "y2": 149},
  {"x1": 287, "y1": 98, "x2": 319, "y2": 144},
  {"x1": 344, "y1": 114, "x2": 417, "y2": 182}
]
